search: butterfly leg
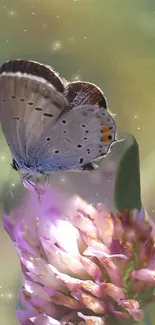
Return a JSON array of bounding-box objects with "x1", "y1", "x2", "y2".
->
[
  {"x1": 22, "y1": 174, "x2": 41, "y2": 200},
  {"x1": 44, "y1": 173, "x2": 49, "y2": 188},
  {"x1": 37, "y1": 173, "x2": 49, "y2": 195},
  {"x1": 34, "y1": 174, "x2": 49, "y2": 201},
  {"x1": 22, "y1": 173, "x2": 49, "y2": 201},
  {"x1": 22, "y1": 173, "x2": 33, "y2": 187}
]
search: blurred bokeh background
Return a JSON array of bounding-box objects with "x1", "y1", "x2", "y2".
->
[{"x1": 0, "y1": 0, "x2": 155, "y2": 324}]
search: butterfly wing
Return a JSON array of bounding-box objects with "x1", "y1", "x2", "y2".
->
[
  {"x1": 0, "y1": 60, "x2": 68, "y2": 169},
  {"x1": 0, "y1": 59, "x2": 116, "y2": 174},
  {"x1": 31, "y1": 104, "x2": 116, "y2": 172},
  {"x1": 61, "y1": 78, "x2": 112, "y2": 171},
  {"x1": 0, "y1": 59, "x2": 67, "y2": 92},
  {"x1": 64, "y1": 81, "x2": 107, "y2": 111}
]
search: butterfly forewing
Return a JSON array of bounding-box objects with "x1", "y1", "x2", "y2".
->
[
  {"x1": 0, "y1": 69, "x2": 68, "y2": 167},
  {"x1": 64, "y1": 81, "x2": 107, "y2": 111}
]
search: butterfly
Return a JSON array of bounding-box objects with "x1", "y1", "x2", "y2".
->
[{"x1": 0, "y1": 59, "x2": 116, "y2": 189}]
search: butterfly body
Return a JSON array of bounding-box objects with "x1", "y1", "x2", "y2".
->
[{"x1": 0, "y1": 60, "x2": 117, "y2": 176}]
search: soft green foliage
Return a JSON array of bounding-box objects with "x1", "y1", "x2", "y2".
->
[{"x1": 114, "y1": 135, "x2": 142, "y2": 212}]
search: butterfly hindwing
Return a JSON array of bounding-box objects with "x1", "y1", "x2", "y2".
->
[{"x1": 30, "y1": 104, "x2": 116, "y2": 171}]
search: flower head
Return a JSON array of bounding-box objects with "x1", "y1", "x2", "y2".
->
[{"x1": 3, "y1": 189, "x2": 155, "y2": 325}]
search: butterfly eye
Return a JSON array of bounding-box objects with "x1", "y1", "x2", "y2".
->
[{"x1": 11, "y1": 159, "x2": 19, "y2": 171}]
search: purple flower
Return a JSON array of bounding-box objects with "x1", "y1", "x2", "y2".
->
[{"x1": 3, "y1": 188, "x2": 155, "y2": 325}]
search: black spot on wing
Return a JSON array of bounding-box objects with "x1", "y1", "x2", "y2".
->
[{"x1": 43, "y1": 113, "x2": 54, "y2": 117}]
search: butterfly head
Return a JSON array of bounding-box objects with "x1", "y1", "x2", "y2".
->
[{"x1": 11, "y1": 159, "x2": 19, "y2": 171}]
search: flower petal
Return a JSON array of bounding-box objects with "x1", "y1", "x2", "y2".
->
[
  {"x1": 80, "y1": 281, "x2": 106, "y2": 299},
  {"x1": 69, "y1": 211, "x2": 99, "y2": 239},
  {"x1": 103, "y1": 283, "x2": 125, "y2": 300},
  {"x1": 46, "y1": 268, "x2": 105, "y2": 299},
  {"x1": 85, "y1": 248, "x2": 123, "y2": 286},
  {"x1": 17, "y1": 310, "x2": 38, "y2": 325},
  {"x1": 148, "y1": 247, "x2": 155, "y2": 270},
  {"x1": 108, "y1": 302, "x2": 129, "y2": 321},
  {"x1": 131, "y1": 269, "x2": 155, "y2": 283},
  {"x1": 100, "y1": 256, "x2": 123, "y2": 286},
  {"x1": 133, "y1": 208, "x2": 145, "y2": 229},
  {"x1": 110, "y1": 212, "x2": 124, "y2": 241},
  {"x1": 72, "y1": 290, "x2": 106, "y2": 313},
  {"x1": 83, "y1": 239, "x2": 109, "y2": 255},
  {"x1": 20, "y1": 253, "x2": 66, "y2": 292},
  {"x1": 95, "y1": 205, "x2": 114, "y2": 247},
  {"x1": 118, "y1": 299, "x2": 144, "y2": 322},
  {"x1": 78, "y1": 312, "x2": 105, "y2": 325},
  {"x1": 30, "y1": 314, "x2": 61, "y2": 325},
  {"x1": 40, "y1": 236, "x2": 88, "y2": 278},
  {"x1": 138, "y1": 237, "x2": 154, "y2": 266},
  {"x1": 80, "y1": 255, "x2": 104, "y2": 282},
  {"x1": 24, "y1": 279, "x2": 51, "y2": 301},
  {"x1": 44, "y1": 287, "x2": 84, "y2": 309},
  {"x1": 22, "y1": 280, "x2": 66, "y2": 319},
  {"x1": 84, "y1": 246, "x2": 128, "y2": 260}
]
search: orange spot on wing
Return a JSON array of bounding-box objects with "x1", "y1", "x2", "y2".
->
[
  {"x1": 101, "y1": 135, "x2": 112, "y2": 143},
  {"x1": 100, "y1": 126, "x2": 112, "y2": 133}
]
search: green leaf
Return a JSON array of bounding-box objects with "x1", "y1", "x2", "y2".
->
[{"x1": 114, "y1": 134, "x2": 142, "y2": 212}]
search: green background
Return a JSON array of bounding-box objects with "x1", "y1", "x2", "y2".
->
[{"x1": 0, "y1": 1, "x2": 155, "y2": 324}]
